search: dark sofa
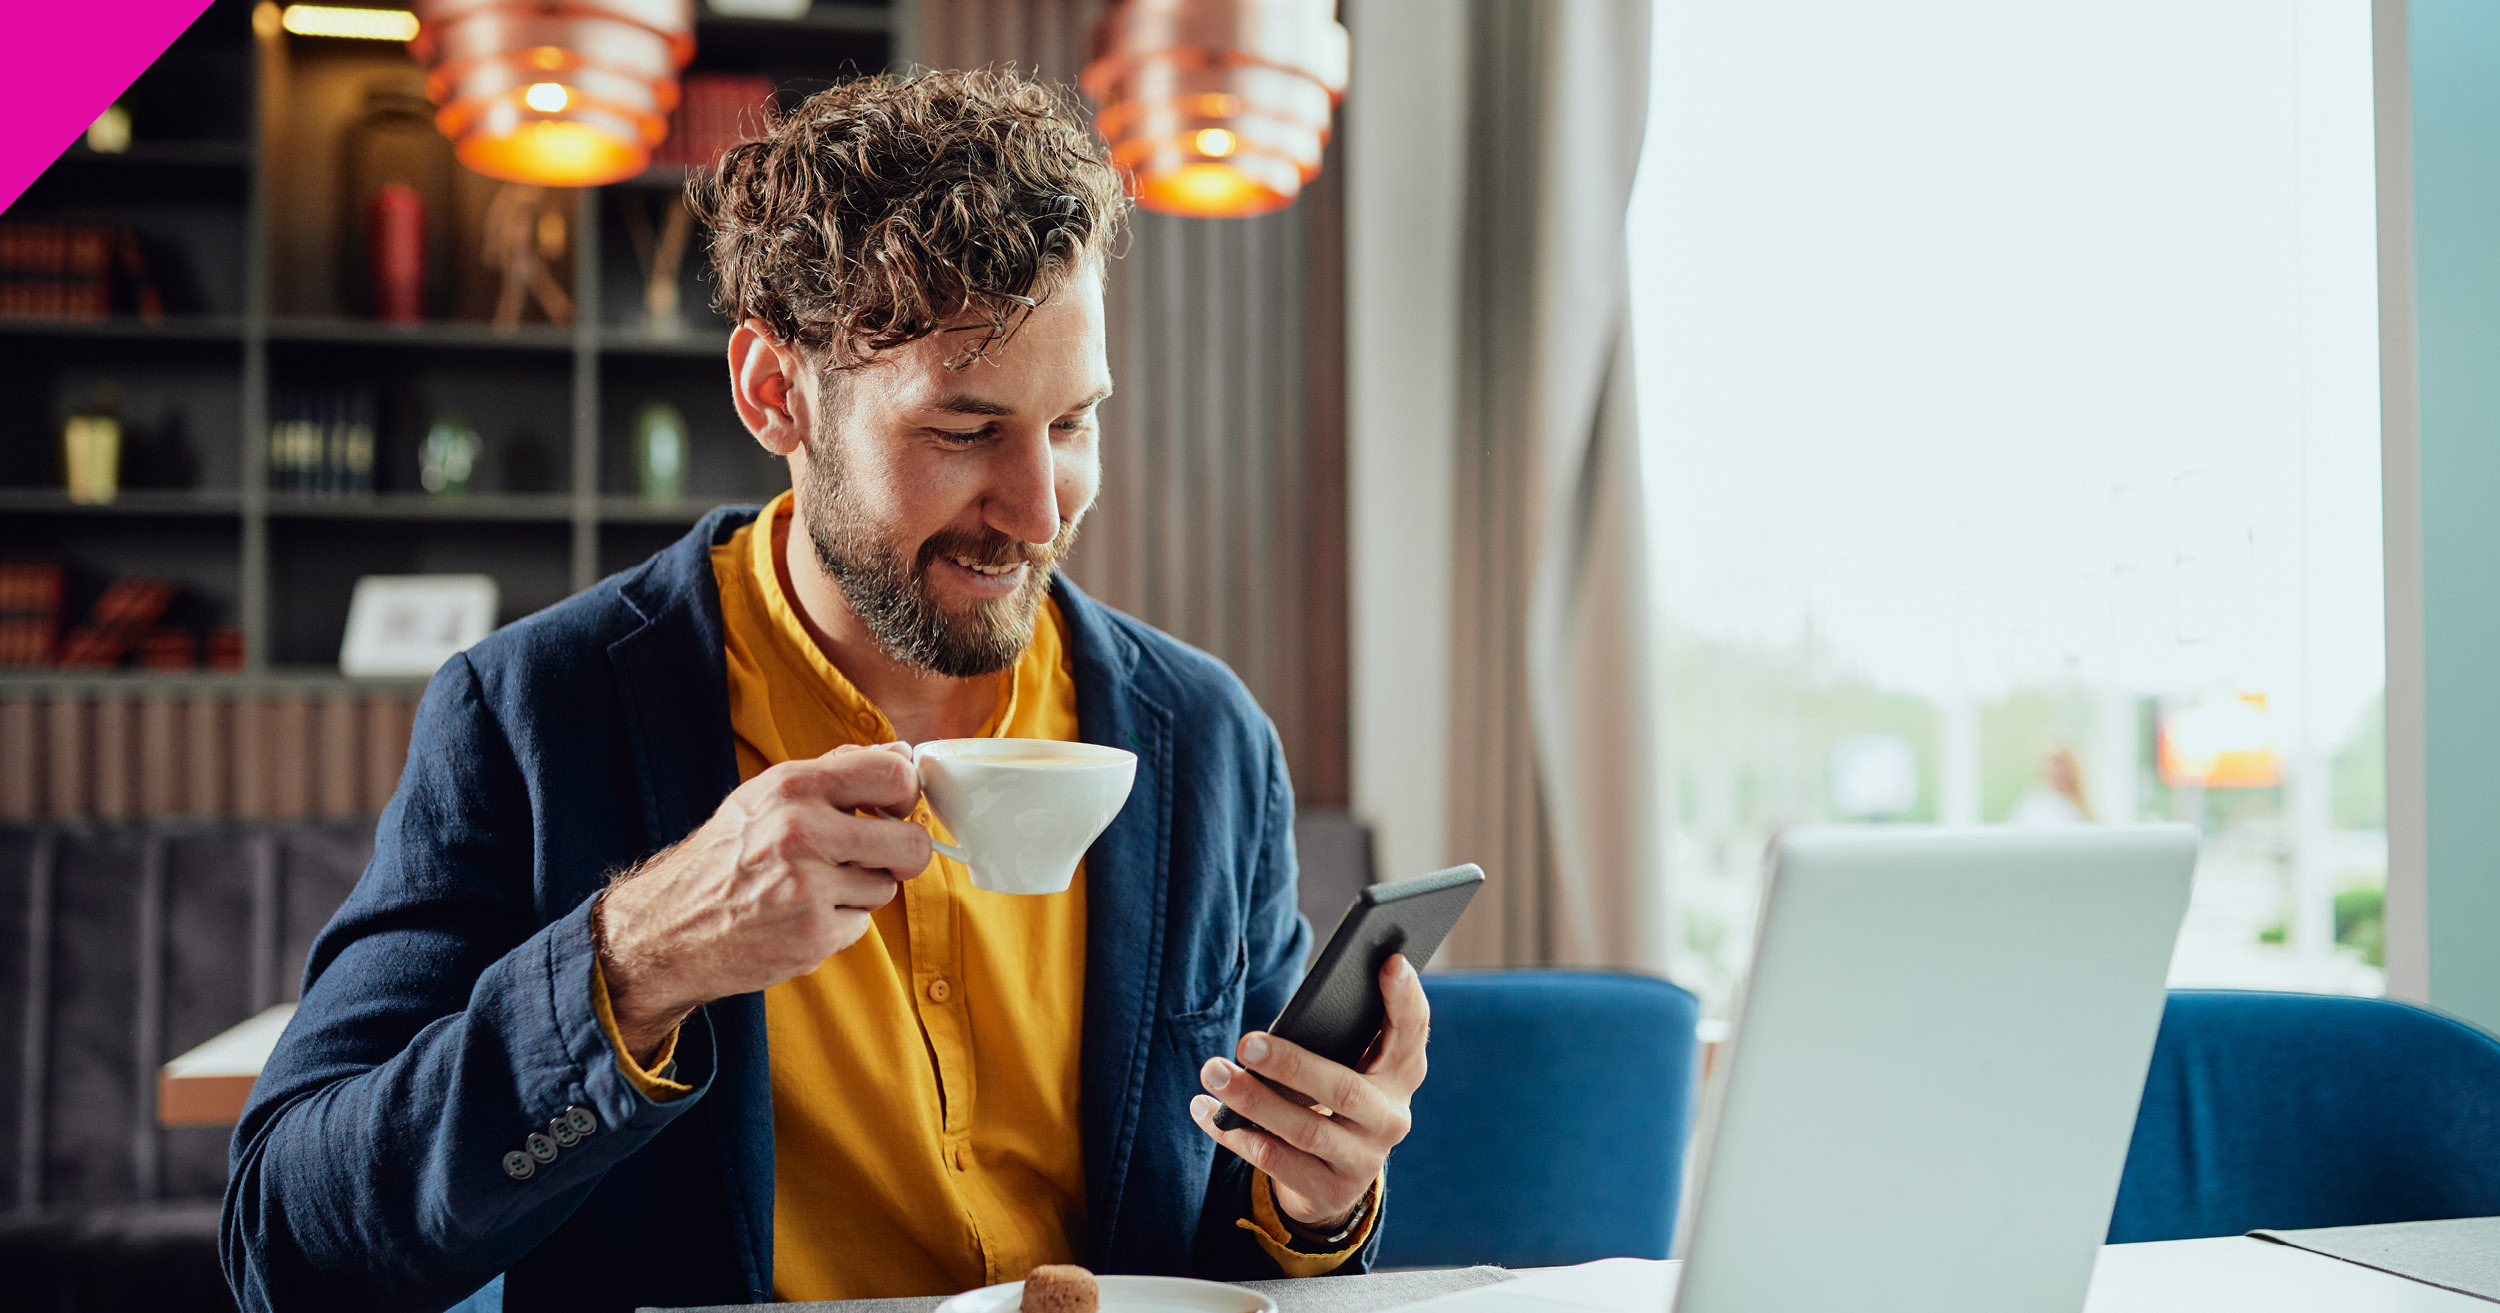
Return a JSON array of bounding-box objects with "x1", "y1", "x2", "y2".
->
[{"x1": 0, "y1": 823, "x2": 371, "y2": 1313}]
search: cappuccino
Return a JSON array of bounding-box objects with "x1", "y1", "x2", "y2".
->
[{"x1": 947, "y1": 753, "x2": 1112, "y2": 768}]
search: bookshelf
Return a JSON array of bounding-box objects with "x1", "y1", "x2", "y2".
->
[
  {"x1": 0, "y1": 0, "x2": 905, "y2": 820},
  {"x1": 0, "y1": 2, "x2": 900, "y2": 820}
]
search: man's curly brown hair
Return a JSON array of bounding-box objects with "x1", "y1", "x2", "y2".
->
[{"x1": 689, "y1": 67, "x2": 1129, "y2": 372}]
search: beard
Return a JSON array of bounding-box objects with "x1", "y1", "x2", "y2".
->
[{"x1": 799, "y1": 422, "x2": 1082, "y2": 680}]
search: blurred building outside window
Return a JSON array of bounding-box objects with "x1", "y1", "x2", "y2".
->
[{"x1": 1629, "y1": 0, "x2": 2384, "y2": 1018}]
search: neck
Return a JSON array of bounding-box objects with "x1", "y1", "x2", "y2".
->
[{"x1": 778, "y1": 515, "x2": 1004, "y2": 744}]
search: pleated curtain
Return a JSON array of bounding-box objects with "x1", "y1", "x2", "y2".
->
[{"x1": 1440, "y1": 0, "x2": 1666, "y2": 973}]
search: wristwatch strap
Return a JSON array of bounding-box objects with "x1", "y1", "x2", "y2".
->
[{"x1": 1284, "y1": 1179, "x2": 1378, "y2": 1252}]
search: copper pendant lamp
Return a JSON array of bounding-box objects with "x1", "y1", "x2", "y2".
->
[
  {"x1": 409, "y1": 0, "x2": 695, "y2": 187},
  {"x1": 1081, "y1": 0, "x2": 1349, "y2": 218}
]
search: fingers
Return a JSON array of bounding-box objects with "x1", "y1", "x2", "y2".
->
[
  {"x1": 1198, "y1": 1052, "x2": 1372, "y2": 1168},
  {"x1": 762, "y1": 743, "x2": 923, "y2": 816},
  {"x1": 813, "y1": 862, "x2": 906, "y2": 913},
  {"x1": 768, "y1": 806, "x2": 933, "y2": 884},
  {"x1": 1187, "y1": 1092, "x2": 1364, "y2": 1210},
  {"x1": 1369, "y1": 954, "x2": 1431, "y2": 1089},
  {"x1": 1231, "y1": 1031, "x2": 1400, "y2": 1133}
]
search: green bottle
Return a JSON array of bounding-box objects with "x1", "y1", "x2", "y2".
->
[{"x1": 633, "y1": 401, "x2": 688, "y2": 504}]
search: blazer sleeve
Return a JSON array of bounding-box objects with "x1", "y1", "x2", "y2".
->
[
  {"x1": 221, "y1": 654, "x2": 713, "y2": 1313},
  {"x1": 1191, "y1": 722, "x2": 1384, "y2": 1279}
]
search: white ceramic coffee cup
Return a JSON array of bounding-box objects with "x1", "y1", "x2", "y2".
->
[{"x1": 913, "y1": 738, "x2": 1138, "y2": 895}]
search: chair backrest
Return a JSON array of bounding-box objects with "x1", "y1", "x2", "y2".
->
[
  {"x1": 1379, "y1": 969, "x2": 1701, "y2": 1268},
  {"x1": 2109, "y1": 989, "x2": 2500, "y2": 1242}
]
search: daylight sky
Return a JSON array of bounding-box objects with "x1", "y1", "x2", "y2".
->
[{"x1": 1627, "y1": 0, "x2": 2385, "y2": 749}]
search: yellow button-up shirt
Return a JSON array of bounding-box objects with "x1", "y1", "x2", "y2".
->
[
  {"x1": 725, "y1": 493, "x2": 1090, "y2": 1301},
  {"x1": 591, "y1": 493, "x2": 1369, "y2": 1299}
]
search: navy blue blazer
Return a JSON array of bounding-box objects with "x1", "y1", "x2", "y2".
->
[{"x1": 222, "y1": 509, "x2": 1373, "y2": 1313}]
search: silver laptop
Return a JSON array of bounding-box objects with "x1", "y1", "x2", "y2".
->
[
  {"x1": 1673, "y1": 825, "x2": 2195, "y2": 1313},
  {"x1": 1401, "y1": 825, "x2": 2195, "y2": 1313}
]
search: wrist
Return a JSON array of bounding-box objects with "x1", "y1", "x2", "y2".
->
[
  {"x1": 591, "y1": 887, "x2": 692, "y2": 1062},
  {"x1": 1279, "y1": 1181, "x2": 1374, "y2": 1247}
]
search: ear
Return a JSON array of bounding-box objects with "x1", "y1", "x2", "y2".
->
[{"x1": 728, "y1": 319, "x2": 811, "y2": 457}]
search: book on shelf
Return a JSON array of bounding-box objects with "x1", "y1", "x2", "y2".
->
[
  {"x1": 0, "y1": 224, "x2": 164, "y2": 321},
  {"x1": 0, "y1": 563, "x2": 64, "y2": 667},
  {"x1": 0, "y1": 569, "x2": 219, "y2": 672},
  {"x1": 51, "y1": 575, "x2": 177, "y2": 670},
  {"x1": 269, "y1": 387, "x2": 378, "y2": 495}
]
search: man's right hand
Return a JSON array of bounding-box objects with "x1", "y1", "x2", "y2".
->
[{"x1": 594, "y1": 742, "x2": 931, "y2": 1063}]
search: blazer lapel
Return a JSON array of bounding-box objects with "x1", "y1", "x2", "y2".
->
[
  {"x1": 1057, "y1": 578, "x2": 1176, "y2": 1268},
  {"x1": 607, "y1": 508, "x2": 775, "y2": 1302}
]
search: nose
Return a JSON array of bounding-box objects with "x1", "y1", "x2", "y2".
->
[{"x1": 986, "y1": 426, "x2": 1060, "y2": 547}]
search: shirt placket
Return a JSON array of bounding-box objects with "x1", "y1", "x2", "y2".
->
[{"x1": 906, "y1": 814, "x2": 985, "y2": 1265}]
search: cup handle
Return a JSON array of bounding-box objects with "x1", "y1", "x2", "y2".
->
[{"x1": 909, "y1": 743, "x2": 974, "y2": 868}]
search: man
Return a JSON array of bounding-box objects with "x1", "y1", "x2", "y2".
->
[{"x1": 222, "y1": 69, "x2": 1427, "y2": 1313}]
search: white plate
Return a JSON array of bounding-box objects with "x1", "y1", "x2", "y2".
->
[{"x1": 935, "y1": 1275, "x2": 1279, "y2": 1313}]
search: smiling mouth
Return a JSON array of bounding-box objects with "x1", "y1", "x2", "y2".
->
[{"x1": 946, "y1": 553, "x2": 1024, "y2": 577}]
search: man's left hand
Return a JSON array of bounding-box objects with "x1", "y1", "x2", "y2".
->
[{"x1": 1189, "y1": 953, "x2": 1430, "y2": 1233}]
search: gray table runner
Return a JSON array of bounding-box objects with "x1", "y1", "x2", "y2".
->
[
  {"x1": 641, "y1": 1265, "x2": 1515, "y2": 1313},
  {"x1": 2252, "y1": 1216, "x2": 2500, "y2": 1304}
]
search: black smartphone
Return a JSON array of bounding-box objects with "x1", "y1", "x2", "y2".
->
[{"x1": 1211, "y1": 863, "x2": 1485, "y2": 1133}]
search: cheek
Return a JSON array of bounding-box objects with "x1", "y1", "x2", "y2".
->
[
  {"x1": 1057, "y1": 438, "x2": 1101, "y2": 516},
  {"x1": 832, "y1": 440, "x2": 961, "y2": 537}
]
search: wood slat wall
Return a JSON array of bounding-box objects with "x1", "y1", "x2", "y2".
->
[{"x1": 917, "y1": 1, "x2": 1351, "y2": 806}]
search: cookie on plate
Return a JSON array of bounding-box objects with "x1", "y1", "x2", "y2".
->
[{"x1": 1021, "y1": 1264, "x2": 1100, "y2": 1313}]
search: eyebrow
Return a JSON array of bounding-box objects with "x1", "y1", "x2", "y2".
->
[{"x1": 925, "y1": 388, "x2": 1114, "y2": 418}]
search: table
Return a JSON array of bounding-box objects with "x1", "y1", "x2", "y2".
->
[
  {"x1": 641, "y1": 1266, "x2": 1517, "y2": 1313},
  {"x1": 2083, "y1": 1236, "x2": 2489, "y2": 1310},
  {"x1": 157, "y1": 1002, "x2": 292, "y2": 1127},
  {"x1": 644, "y1": 1237, "x2": 2496, "y2": 1313}
]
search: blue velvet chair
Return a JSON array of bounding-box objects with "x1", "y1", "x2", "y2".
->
[
  {"x1": 2108, "y1": 989, "x2": 2500, "y2": 1242},
  {"x1": 1379, "y1": 970, "x2": 1701, "y2": 1268}
]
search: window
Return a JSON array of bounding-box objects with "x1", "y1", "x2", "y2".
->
[{"x1": 1630, "y1": 0, "x2": 2385, "y2": 1015}]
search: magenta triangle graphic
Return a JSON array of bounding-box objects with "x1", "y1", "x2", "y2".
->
[{"x1": 0, "y1": 0, "x2": 221, "y2": 215}]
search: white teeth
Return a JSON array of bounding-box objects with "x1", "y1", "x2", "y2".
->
[{"x1": 951, "y1": 555, "x2": 1019, "y2": 577}]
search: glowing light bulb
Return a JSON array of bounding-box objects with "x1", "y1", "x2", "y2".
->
[
  {"x1": 1193, "y1": 128, "x2": 1238, "y2": 158},
  {"x1": 524, "y1": 81, "x2": 570, "y2": 113}
]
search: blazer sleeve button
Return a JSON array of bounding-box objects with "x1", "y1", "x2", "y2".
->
[
  {"x1": 526, "y1": 1132, "x2": 560, "y2": 1163},
  {"x1": 502, "y1": 1151, "x2": 535, "y2": 1181},
  {"x1": 564, "y1": 1105, "x2": 598, "y2": 1137},
  {"x1": 551, "y1": 1116, "x2": 580, "y2": 1148}
]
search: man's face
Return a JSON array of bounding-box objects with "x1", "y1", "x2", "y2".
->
[{"x1": 796, "y1": 274, "x2": 1110, "y2": 678}]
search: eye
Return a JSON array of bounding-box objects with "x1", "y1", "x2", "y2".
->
[{"x1": 933, "y1": 425, "x2": 994, "y2": 445}]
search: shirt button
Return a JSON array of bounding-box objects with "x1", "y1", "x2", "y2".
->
[
  {"x1": 526, "y1": 1132, "x2": 559, "y2": 1164},
  {"x1": 927, "y1": 978, "x2": 952, "y2": 1004},
  {"x1": 563, "y1": 1105, "x2": 598, "y2": 1138},
  {"x1": 502, "y1": 1150, "x2": 535, "y2": 1181}
]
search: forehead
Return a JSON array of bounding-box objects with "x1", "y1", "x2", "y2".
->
[{"x1": 870, "y1": 273, "x2": 1109, "y2": 405}]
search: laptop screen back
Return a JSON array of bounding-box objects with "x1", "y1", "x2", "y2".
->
[{"x1": 1673, "y1": 826, "x2": 2195, "y2": 1313}]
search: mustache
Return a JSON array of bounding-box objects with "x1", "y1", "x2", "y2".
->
[{"x1": 913, "y1": 522, "x2": 1074, "y2": 577}]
